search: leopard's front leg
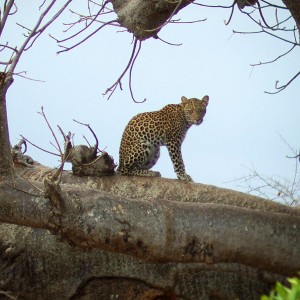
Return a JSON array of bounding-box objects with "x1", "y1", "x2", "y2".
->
[{"x1": 166, "y1": 142, "x2": 193, "y2": 182}]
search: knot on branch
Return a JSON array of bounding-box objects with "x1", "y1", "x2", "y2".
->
[
  {"x1": 12, "y1": 139, "x2": 34, "y2": 168},
  {"x1": 236, "y1": 0, "x2": 258, "y2": 10},
  {"x1": 184, "y1": 237, "x2": 214, "y2": 263},
  {"x1": 112, "y1": 0, "x2": 192, "y2": 40},
  {"x1": 0, "y1": 72, "x2": 14, "y2": 91}
]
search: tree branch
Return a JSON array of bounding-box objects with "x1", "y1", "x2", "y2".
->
[
  {"x1": 103, "y1": 37, "x2": 140, "y2": 100},
  {"x1": 0, "y1": 0, "x2": 15, "y2": 36},
  {"x1": 6, "y1": 0, "x2": 72, "y2": 75},
  {"x1": 265, "y1": 70, "x2": 300, "y2": 94},
  {"x1": 0, "y1": 172, "x2": 299, "y2": 277}
]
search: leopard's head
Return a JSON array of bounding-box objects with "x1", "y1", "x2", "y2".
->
[{"x1": 181, "y1": 95, "x2": 209, "y2": 126}]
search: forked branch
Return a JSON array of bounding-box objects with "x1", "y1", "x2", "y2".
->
[
  {"x1": 103, "y1": 38, "x2": 145, "y2": 103},
  {"x1": 265, "y1": 71, "x2": 300, "y2": 94}
]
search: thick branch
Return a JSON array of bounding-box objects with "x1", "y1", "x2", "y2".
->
[
  {"x1": 1, "y1": 165, "x2": 300, "y2": 277},
  {"x1": 19, "y1": 164, "x2": 300, "y2": 215},
  {"x1": 0, "y1": 73, "x2": 14, "y2": 178}
]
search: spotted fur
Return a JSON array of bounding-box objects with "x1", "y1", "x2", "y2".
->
[{"x1": 118, "y1": 95, "x2": 209, "y2": 181}]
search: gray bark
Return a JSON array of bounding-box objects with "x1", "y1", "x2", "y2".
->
[
  {"x1": 1, "y1": 1, "x2": 300, "y2": 299},
  {"x1": 0, "y1": 223, "x2": 286, "y2": 300},
  {"x1": 0, "y1": 164, "x2": 300, "y2": 299},
  {"x1": 111, "y1": 0, "x2": 192, "y2": 40},
  {"x1": 0, "y1": 73, "x2": 14, "y2": 179}
]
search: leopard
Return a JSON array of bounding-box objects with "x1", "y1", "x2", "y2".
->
[{"x1": 117, "y1": 95, "x2": 209, "y2": 182}]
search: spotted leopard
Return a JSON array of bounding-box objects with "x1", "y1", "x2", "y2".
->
[{"x1": 118, "y1": 95, "x2": 209, "y2": 181}]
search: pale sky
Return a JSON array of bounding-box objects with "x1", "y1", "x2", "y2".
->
[{"x1": 2, "y1": 1, "x2": 300, "y2": 201}]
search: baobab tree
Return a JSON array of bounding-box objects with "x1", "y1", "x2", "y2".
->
[{"x1": 0, "y1": 1, "x2": 300, "y2": 299}]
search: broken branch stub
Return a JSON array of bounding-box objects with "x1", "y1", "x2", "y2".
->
[
  {"x1": 71, "y1": 150, "x2": 116, "y2": 177},
  {"x1": 112, "y1": 0, "x2": 193, "y2": 40},
  {"x1": 60, "y1": 124, "x2": 116, "y2": 177},
  {"x1": 64, "y1": 143, "x2": 115, "y2": 177}
]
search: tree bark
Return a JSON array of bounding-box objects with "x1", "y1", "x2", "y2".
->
[
  {"x1": 111, "y1": 0, "x2": 192, "y2": 40},
  {"x1": 0, "y1": 223, "x2": 286, "y2": 300},
  {"x1": 1, "y1": 1, "x2": 300, "y2": 299},
  {"x1": 0, "y1": 73, "x2": 14, "y2": 179},
  {"x1": 0, "y1": 164, "x2": 299, "y2": 299},
  {"x1": 282, "y1": 0, "x2": 300, "y2": 35}
]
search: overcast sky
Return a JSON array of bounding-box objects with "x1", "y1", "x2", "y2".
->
[{"x1": 2, "y1": 1, "x2": 299, "y2": 201}]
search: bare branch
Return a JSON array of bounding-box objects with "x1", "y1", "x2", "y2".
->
[
  {"x1": 194, "y1": 0, "x2": 299, "y2": 95},
  {"x1": 156, "y1": 36, "x2": 182, "y2": 46},
  {"x1": 169, "y1": 18, "x2": 207, "y2": 24},
  {"x1": 0, "y1": 0, "x2": 15, "y2": 36},
  {"x1": 103, "y1": 37, "x2": 141, "y2": 100},
  {"x1": 57, "y1": 1, "x2": 110, "y2": 44},
  {"x1": 192, "y1": 2, "x2": 235, "y2": 9},
  {"x1": 6, "y1": 0, "x2": 72, "y2": 75},
  {"x1": 0, "y1": 60, "x2": 12, "y2": 65},
  {"x1": 256, "y1": 0, "x2": 272, "y2": 28},
  {"x1": 0, "y1": 43, "x2": 19, "y2": 53},
  {"x1": 73, "y1": 119, "x2": 99, "y2": 153},
  {"x1": 234, "y1": 135, "x2": 300, "y2": 206},
  {"x1": 260, "y1": 0, "x2": 288, "y2": 10},
  {"x1": 20, "y1": 135, "x2": 60, "y2": 157},
  {"x1": 251, "y1": 44, "x2": 297, "y2": 66},
  {"x1": 129, "y1": 40, "x2": 146, "y2": 103},
  {"x1": 55, "y1": 19, "x2": 117, "y2": 54},
  {"x1": 233, "y1": 28, "x2": 299, "y2": 45},
  {"x1": 224, "y1": 4, "x2": 235, "y2": 25},
  {"x1": 265, "y1": 71, "x2": 300, "y2": 94},
  {"x1": 13, "y1": 71, "x2": 45, "y2": 82},
  {"x1": 37, "y1": 107, "x2": 63, "y2": 157}
]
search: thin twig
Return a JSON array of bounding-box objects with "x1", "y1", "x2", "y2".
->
[
  {"x1": 224, "y1": 4, "x2": 235, "y2": 25},
  {"x1": 265, "y1": 71, "x2": 300, "y2": 94},
  {"x1": 251, "y1": 44, "x2": 296, "y2": 66},
  {"x1": 55, "y1": 1, "x2": 110, "y2": 44},
  {"x1": 157, "y1": 36, "x2": 182, "y2": 46},
  {"x1": 129, "y1": 40, "x2": 146, "y2": 103},
  {"x1": 20, "y1": 135, "x2": 60, "y2": 157},
  {"x1": 5, "y1": 182, "x2": 41, "y2": 197},
  {"x1": 103, "y1": 37, "x2": 140, "y2": 100},
  {"x1": 17, "y1": 173, "x2": 44, "y2": 193},
  {"x1": 7, "y1": 0, "x2": 73, "y2": 75},
  {"x1": 56, "y1": 19, "x2": 117, "y2": 54},
  {"x1": 13, "y1": 71, "x2": 46, "y2": 82},
  {"x1": 38, "y1": 107, "x2": 63, "y2": 156},
  {"x1": 73, "y1": 119, "x2": 99, "y2": 151}
]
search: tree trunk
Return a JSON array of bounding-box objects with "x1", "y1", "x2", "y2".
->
[{"x1": 0, "y1": 73, "x2": 14, "y2": 179}]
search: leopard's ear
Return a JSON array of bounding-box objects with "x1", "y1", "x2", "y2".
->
[
  {"x1": 202, "y1": 95, "x2": 209, "y2": 104},
  {"x1": 181, "y1": 96, "x2": 188, "y2": 104}
]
